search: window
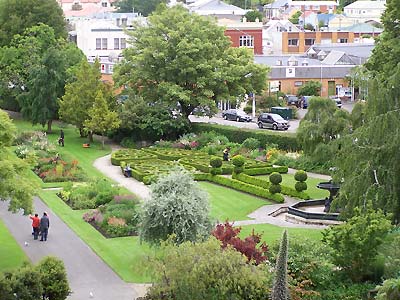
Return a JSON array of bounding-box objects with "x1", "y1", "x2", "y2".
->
[
  {"x1": 109, "y1": 65, "x2": 114, "y2": 73},
  {"x1": 294, "y1": 81, "x2": 303, "y2": 86},
  {"x1": 239, "y1": 35, "x2": 254, "y2": 48},
  {"x1": 288, "y1": 39, "x2": 299, "y2": 46},
  {"x1": 120, "y1": 38, "x2": 126, "y2": 49},
  {"x1": 96, "y1": 38, "x2": 101, "y2": 50},
  {"x1": 114, "y1": 38, "x2": 120, "y2": 50},
  {"x1": 102, "y1": 38, "x2": 107, "y2": 49},
  {"x1": 338, "y1": 38, "x2": 348, "y2": 43},
  {"x1": 305, "y1": 38, "x2": 315, "y2": 46},
  {"x1": 101, "y1": 2, "x2": 107, "y2": 7}
]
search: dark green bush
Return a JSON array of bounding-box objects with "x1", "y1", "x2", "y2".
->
[
  {"x1": 294, "y1": 170, "x2": 307, "y2": 182},
  {"x1": 269, "y1": 184, "x2": 281, "y2": 194},
  {"x1": 232, "y1": 155, "x2": 245, "y2": 167},
  {"x1": 191, "y1": 123, "x2": 300, "y2": 151},
  {"x1": 269, "y1": 172, "x2": 282, "y2": 185},
  {"x1": 210, "y1": 156, "x2": 223, "y2": 168},
  {"x1": 295, "y1": 181, "x2": 307, "y2": 192},
  {"x1": 233, "y1": 166, "x2": 244, "y2": 174},
  {"x1": 241, "y1": 137, "x2": 260, "y2": 150},
  {"x1": 210, "y1": 168, "x2": 222, "y2": 175}
]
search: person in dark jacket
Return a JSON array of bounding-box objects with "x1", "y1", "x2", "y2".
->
[
  {"x1": 40, "y1": 212, "x2": 50, "y2": 241},
  {"x1": 222, "y1": 147, "x2": 231, "y2": 161},
  {"x1": 58, "y1": 130, "x2": 64, "y2": 147}
]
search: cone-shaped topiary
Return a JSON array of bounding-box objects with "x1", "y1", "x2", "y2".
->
[
  {"x1": 232, "y1": 155, "x2": 245, "y2": 167},
  {"x1": 294, "y1": 170, "x2": 307, "y2": 182},
  {"x1": 271, "y1": 230, "x2": 289, "y2": 300},
  {"x1": 269, "y1": 172, "x2": 282, "y2": 185},
  {"x1": 295, "y1": 181, "x2": 307, "y2": 192},
  {"x1": 210, "y1": 156, "x2": 223, "y2": 168}
]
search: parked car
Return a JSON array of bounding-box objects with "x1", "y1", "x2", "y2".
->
[
  {"x1": 257, "y1": 113, "x2": 290, "y2": 130},
  {"x1": 330, "y1": 96, "x2": 342, "y2": 108},
  {"x1": 222, "y1": 109, "x2": 252, "y2": 122},
  {"x1": 285, "y1": 95, "x2": 299, "y2": 107}
]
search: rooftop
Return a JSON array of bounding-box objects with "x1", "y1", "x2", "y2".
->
[{"x1": 344, "y1": 0, "x2": 386, "y2": 9}]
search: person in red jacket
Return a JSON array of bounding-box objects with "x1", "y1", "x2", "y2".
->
[{"x1": 29, "y1": 214, "x2": 40, "y2": 240}]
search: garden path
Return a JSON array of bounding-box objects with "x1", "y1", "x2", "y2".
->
[{"x1": 0, "y1": 197, "x2": 142, "y2": 300}]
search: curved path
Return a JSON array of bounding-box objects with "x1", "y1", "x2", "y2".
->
[
  {"x1": 93, "y1": 152, "x2": 327, "y2": 229},
  {"x1": 0, "y1": 198, "x2": 139, "y2": 300}
]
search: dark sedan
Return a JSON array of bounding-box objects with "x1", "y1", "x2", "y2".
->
[{"x1": 222, "y1": 109, "x2": 252, "y2": 122}]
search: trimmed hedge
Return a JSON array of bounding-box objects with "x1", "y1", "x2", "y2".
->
[
  {"x1": 242, "y1": 166, "x2": 288, "y2": 176},
  {"x1": 204, "y1": 174, "x2": 284, "y2": 203},
  {"x1": 233, "y1": 173, "x2": 310, "y2": 200},
  {"x1": 111, "y1": 149, "x2": 156, "y2": 165},
  {"x1": 191, "y1": 123, "x2": 300, "y2": 151}
]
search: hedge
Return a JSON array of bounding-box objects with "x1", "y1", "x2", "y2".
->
[
  {"x1": 111, "y1": 149, "x2": 156, "y2": 165},
  {"x1": 233, "y1": 173, "x2": 310, "y2": 200},
  {"x1": 191, "y1": 123, "x2": 300, "y2": 151},
  {"x1": 202, "y1": 174, "x2": 284, "y2": 203},
  {"x1": 242, "y1": 166, "x2": 288, "y2": 176}
]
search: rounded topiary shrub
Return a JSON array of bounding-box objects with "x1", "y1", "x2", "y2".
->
[
  {"x1": 232, "y1": 155, "x2": 245, "y2": 167},
  {"x1": 294, "y1": 170, "x2": 308, "y2": 182},
  {"x1": 210, "y1": 168, "x2": 222, "y2": 175},
  {"x1": 269, "y1": 184, "x2": 282, "y2": 194},
  {"x1": 295, "y1": 181, "x2": 307, "y2": 192},
  {"x1": 269, "y1": 172, "x2": 282, "y2": 185},
  {"x1": 210, "y1": 156, "x2": 223, "y2": 168},
  {"x1": 233, "y1": 166, "x2": 244, "y2": 174}
]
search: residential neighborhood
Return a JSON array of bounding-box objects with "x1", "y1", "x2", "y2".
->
[{"x1": 0, "y1": 0, "x2": 399, "y2": 300}]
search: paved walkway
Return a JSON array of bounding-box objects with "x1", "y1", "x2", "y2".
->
[{"x1": 0, "y1": 198, "x2": 139, "y2": 300}]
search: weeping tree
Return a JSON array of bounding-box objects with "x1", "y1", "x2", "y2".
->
[{"x1": 271, "y1": 230, "x2": 289, "y2": 300}]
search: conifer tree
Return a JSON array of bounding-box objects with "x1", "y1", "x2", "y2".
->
[{"x1": 271, "y1": 230, "x2": 290, "y2": 300}]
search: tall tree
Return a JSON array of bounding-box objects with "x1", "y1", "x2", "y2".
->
[
  {"x1": 115, "y1": 0, "x2": 167, "y2": 16},
  {"x1": 271, "y1": 230, "x2": 289, "y2": 300},
  {"x1": 115, "y1": 5, "x2": 268, "y2": 119},
  {"x1": 59, "y1": 59, "x2": 114, "y2": 140},
  {"x1": 0, "y1": 0, "x2": 66, "y2": 47},
  {"x1": 84, "y1": 90, "x2": 121, "y2": 149},
  {"x1": 0, "y1": 110, "x2": 37, "y2": 214}
]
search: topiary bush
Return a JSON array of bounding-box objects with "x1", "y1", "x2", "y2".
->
[
  {"x1": 232, "y1": 155, "x2": 245, "y2": 167},
  {"x1": 269, "y1": 172, "x2": 282, "y2": 185},
  {"x1": 294, "y1": 170, "x2": 307, "y2": 182},
  {"x1": 210, "y1": 156, "x2": 223, "y2": 168},
  {"x1": 295, "y1": 181, "x2": 307, "y2": 192},
  {"x1": 269, "y1": 184, "x2": 282, "y2": 194}
]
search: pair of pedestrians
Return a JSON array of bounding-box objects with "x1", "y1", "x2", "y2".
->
[{"x1": 29, "y1": 212, "x2": 50, "y2": 241}]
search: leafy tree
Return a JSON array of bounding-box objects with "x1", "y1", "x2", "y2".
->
[
  {"x1": 376, "y1": 277, "x2": 400, "y2": 300},
  {"x1": 322, "y1": 205, "x2": 393, "y2": 282},
  {"x1": 115, "y1": 0, "x2": 167, "y2": 16},
  {"x1": 350, "y1": 101, "x2": 367, "y2": 129},
  {"x1": 244, "y1": 10, "x2": 263, "y2": 22},
  {"x1": 84, "y1": 90, "x2": 121, "y2": 149},
  {"x1": 146, "y1": 238, "x2": 272, "y2": 300},
  {"x1": 37, "y1": 257, "x2": 70, "y2": 300},
  {"x1": 10, "y1": 264, "x2": 43, "y2": 300},
  {"x1": 115, "y1": 5, "x2": 268, "y2": 119},
  {"x1": 116, "y1": 94, "x2": 190, "y2": 142},
  {"x1": 0, "y1": 0, "x2": 66, "y2": 47},
  {"x1": 140, "y1": 168, "x2": 212, "y2": 245},
  {"x1": 289, "y1": 11, "x2": 302, "y2": 24},
  {"x1": 212, "y1": 222, "x2": 269, "y2": 265},
  {"x1": 305, "y1": 23, "x2": 315, "y2": 31},
  {"x1": 0, "y1": 110, "x2": 37, "y2": 213},
  {"x1": 271, "y1": 230, "x2": 289, "y2": 300},
  {"x1": 297, "y1": 81, "x2": 321, "y2": 97},
  {"x1": 297, "y1": 97, "x2": 351, "y2": 155},
  {"x1": 59, "y1": 59, "x2": 114, "y2": 140}
]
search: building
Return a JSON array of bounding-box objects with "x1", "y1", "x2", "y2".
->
[
  {"x1": 220, "y1": 18, "x2": 263, "y2": 55},
  {"x1": 263, "y1": 20, "x2": 300, "y2": 54},
  {"x1": 59, "y1": 0, "x2": 116, "y2": 20},
  {"x1": 264, "y1": 0, "x2": 289, "y2": 20},
  {"x1": 343, "y1": 0, "x2": 386, "y2": 23},
  {"x1": 289, "y1": 1, "x2": 337, "y2": 13},
  {"x1": 255, "y1": 43, "x2": 374, "y2": 97},
  {"x1": 187, "y1": 0, "x2": 247, "y2": 21}
]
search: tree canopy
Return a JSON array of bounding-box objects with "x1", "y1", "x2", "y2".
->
[
  {"x1": 0, "y1": 0, "x2": 66, "y2": 47},
  {"x1": 297, "y1": 81, "x2": 321, "y2": 97},
  {"x1": 115, "y1": 5, "x2": 268, "y2": 119}
]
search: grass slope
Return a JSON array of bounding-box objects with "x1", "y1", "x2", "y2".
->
[
  {"x1": 0, "y1": 219, "x2": 28, "y2": 272},
  {"x1": 199, "y1": 182, "x2": 271, "y2": 222}
]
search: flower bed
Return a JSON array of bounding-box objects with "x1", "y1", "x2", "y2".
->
[
  {"x1": 34, "y1": 156, "x2": 86, "y2": 182},
  {"x1": 82, "y1": 196, "x2": 140, "y2": 238}
]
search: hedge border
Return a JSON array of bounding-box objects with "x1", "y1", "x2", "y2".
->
[{"x1": 242, "y1": 166, "x2": 288, "y2": 176}]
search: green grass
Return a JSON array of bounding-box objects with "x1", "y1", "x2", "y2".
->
[
  {"x1": 39, "y1": 190, "x2": 154, "y2": 283},
  {"x1": 261, "y1": 173, "x2": 330, "y2": 200},
  {"x1": 199, "y1": 182, "x2": 271, "y2": 222},
  {"x1": 239, "y1": 223, "x2": 323, "y2": 246},
  {"x1": 0, "y1": 219, "x2": 28, "y2": 272}
]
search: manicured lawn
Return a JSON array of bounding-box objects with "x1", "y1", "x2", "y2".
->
[
  {"x1": 239, "y1": 223, "x2": 322, "y2": 246},
  {"x1": 0, "y1": 219, "x2": 28, "y2": 272},
  {"x1": 198, "y1": 182, "x2": 271, "y2": 222},
  {"x1": 260, "y1": 173, "x2": 330, "y2": 200},
  {"x1": 39, "y1": 190, "x2": 154, "y2": 283}
]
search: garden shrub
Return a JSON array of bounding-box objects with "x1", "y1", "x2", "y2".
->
[
  {"x1": 269, "y1": 184, "x2": 281, "y2": 194},
  {"x1": 191, "y1": 123, "x2": 300, "y2": 151},
  {"x1": 210, "y1": 156, "x2": 222, "y2": 168},
  {"x1": 294, "y1": 181, "x2": 307, "y2": 192},
  {"x1": 231, "y1": 155, "x2": 245, "y2": 167},
  {"x1": 241, "y1": 137, "x2": 260, "y2": 150},
  {"x1": 243, "y1": 166, "x2": 287, "y2": 176},
  {"x1": 294, "y1": 170, "x2": 307, "y2": 182},
  {"x1": 210, "y1": 167, "x2": 222, "y2": 175},
  {"x1": 269, "y1": 172, "x2": 282, "y2": 185}
]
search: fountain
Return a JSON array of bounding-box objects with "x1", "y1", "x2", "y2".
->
[{"x1": 317, "y1": 181, "x2": 340, "y2": 212}]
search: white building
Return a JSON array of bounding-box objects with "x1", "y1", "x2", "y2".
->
[
  {"x1": 263, "y1": 20, "x2": 300, "y2": 54},
  {"x1": 343, "y1": 0, "x2": 386, "y2": 23},
  {"x1": 187, "y1": 0, "x2": 248, "y2": 21}
]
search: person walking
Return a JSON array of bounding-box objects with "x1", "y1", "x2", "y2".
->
[
  {"x1": 29, "y1": 214, "x2": 40, "y2": 240},
  {"x1": 222, "y1": 147, "x2": 231, "y2": 161},
  {"x1": 58, "y1": 129, "x2": 64, "y2": 147},
  {"x1": 40, "y1": 212, "x2": 50, "y2": 242}
]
